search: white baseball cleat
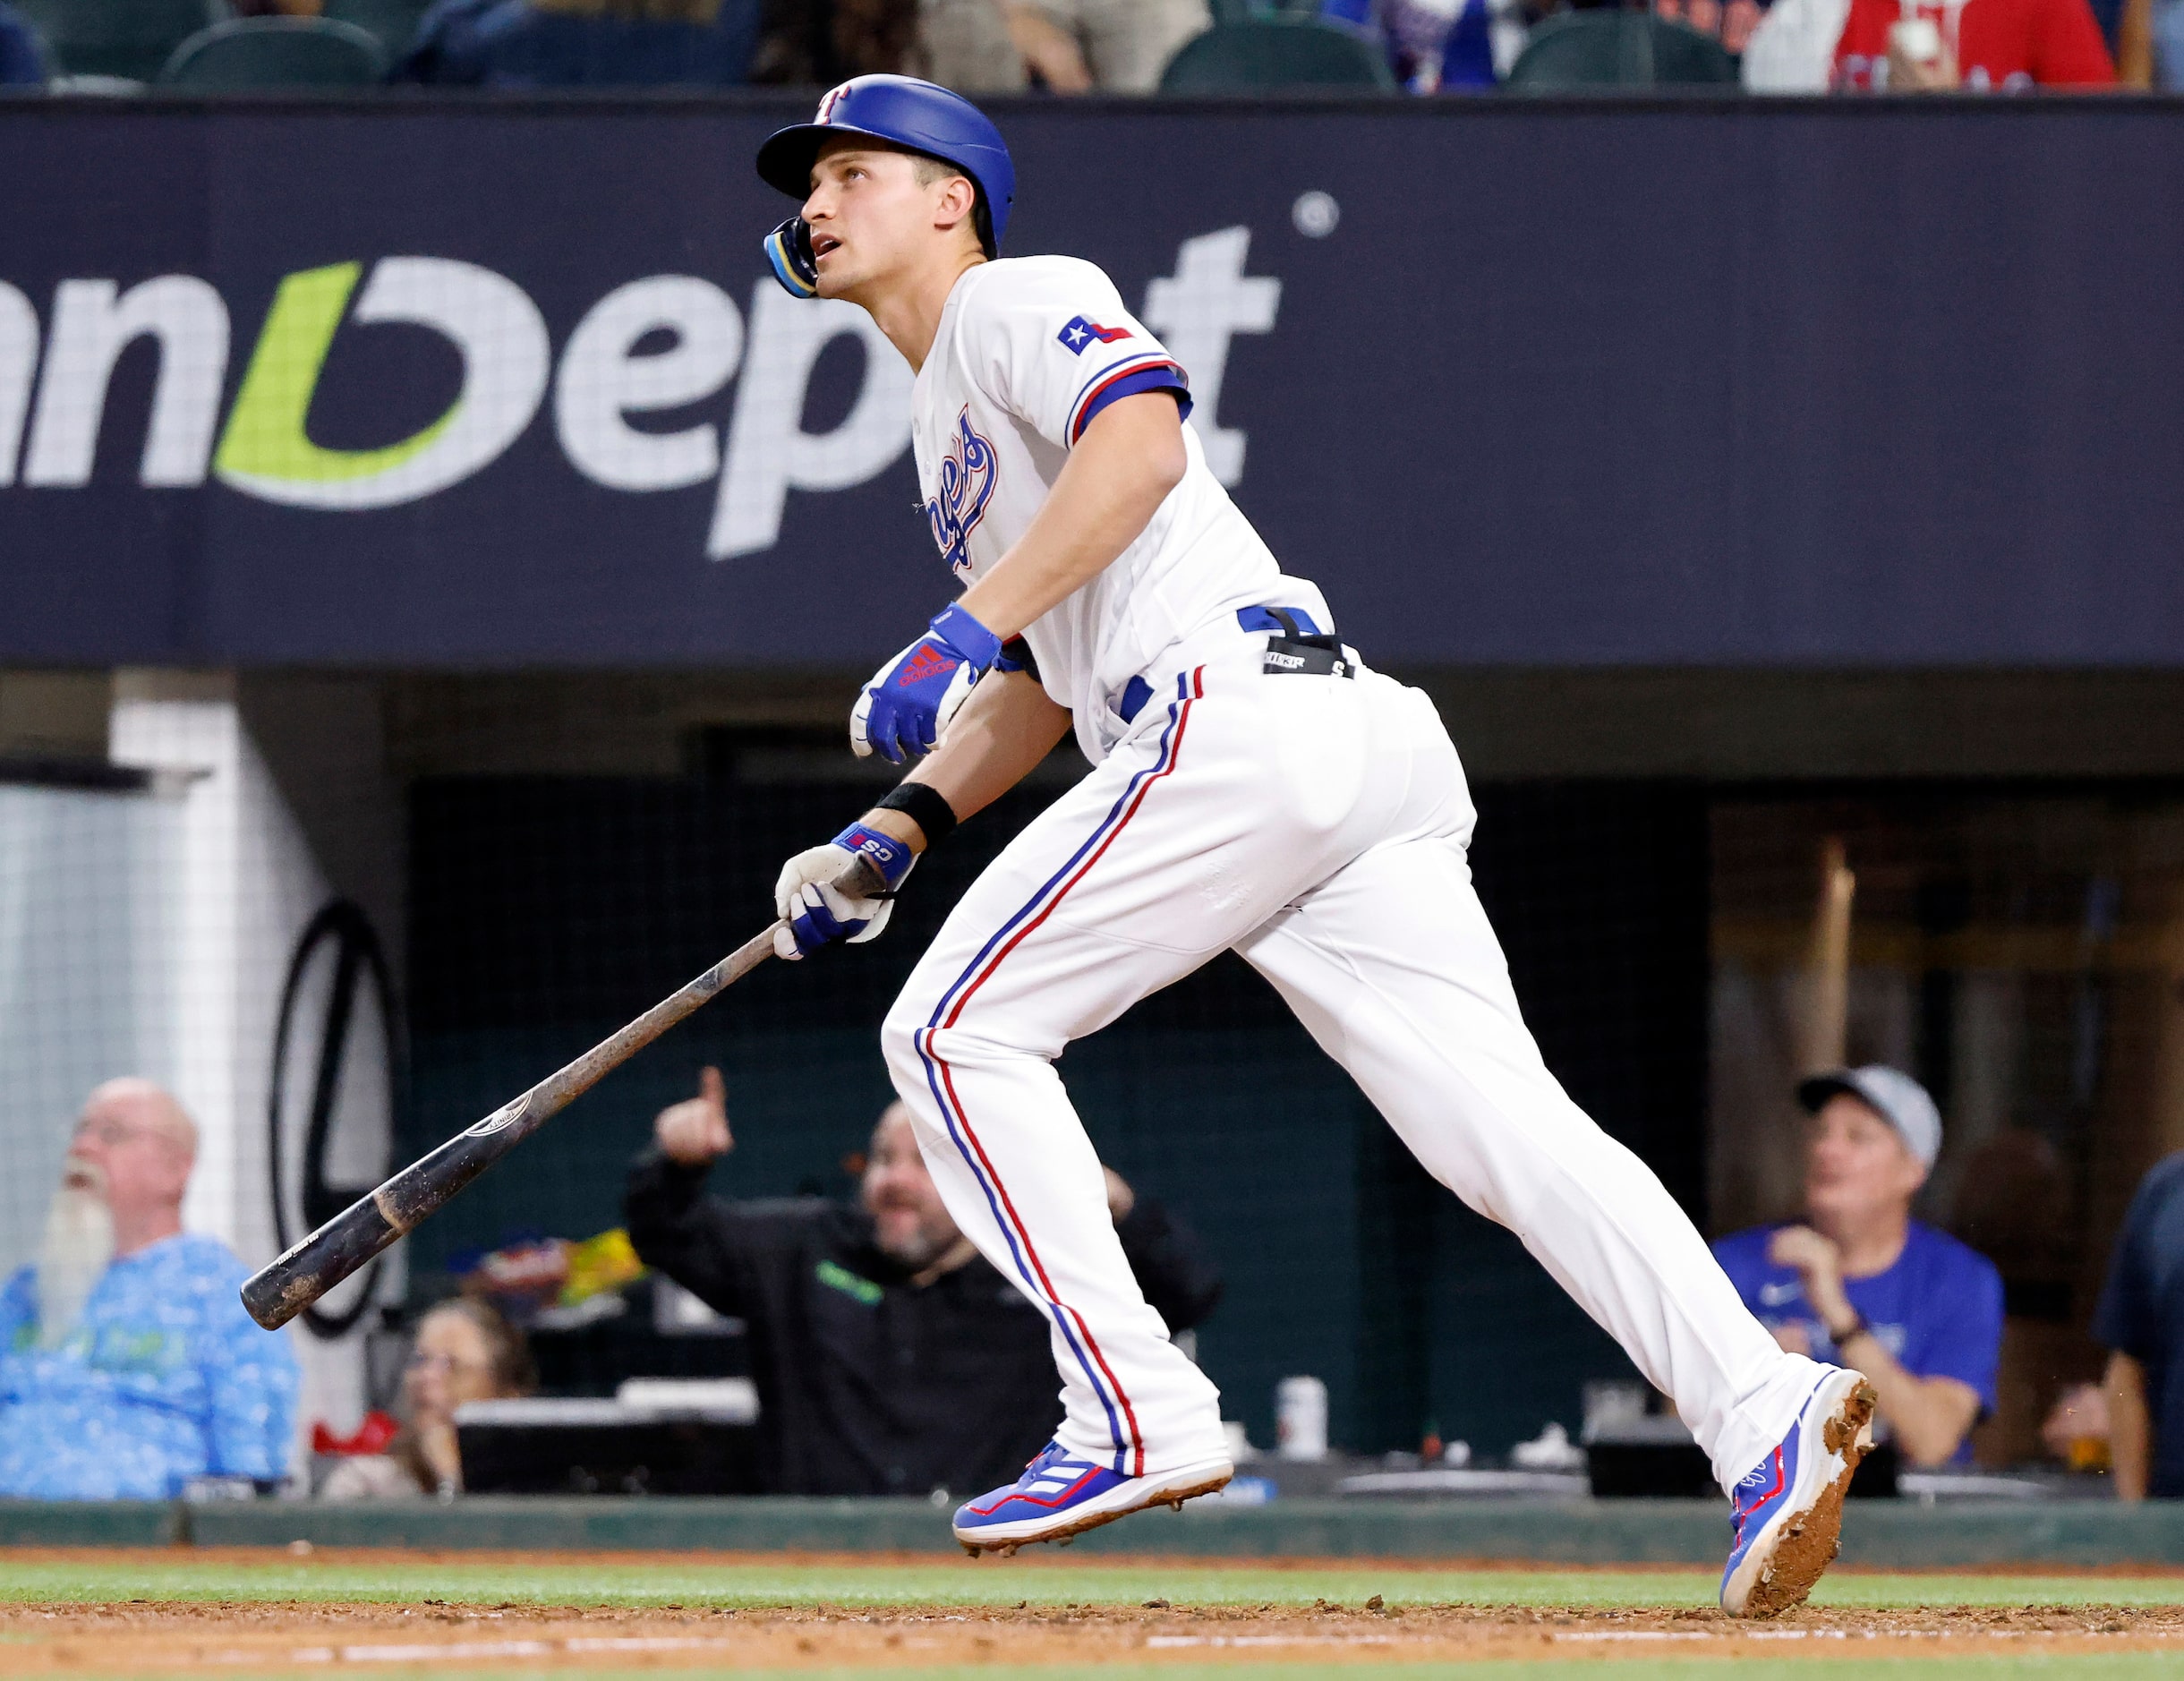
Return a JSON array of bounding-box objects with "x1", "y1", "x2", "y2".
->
[{"x1": 1719, "y1": 1366, "x2": 1878, "y2": 1618}]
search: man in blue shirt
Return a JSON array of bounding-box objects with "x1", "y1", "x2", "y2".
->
[
  {"x1": 2094, "y1": 1152, "x2": 2184, "y2": 1498},
  {"x1": 1711, "y1": 1066, "x2": 2001, "y2": 1468},
  {"x1": 0, "y1": 1079, "x2": 298, "y2": 1499}
]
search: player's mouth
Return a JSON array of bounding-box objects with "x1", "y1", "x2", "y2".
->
[{"x1": 812, "y1": 232, "x2": 843, "y2": 262}]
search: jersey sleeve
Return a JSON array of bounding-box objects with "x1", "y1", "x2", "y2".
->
[
  {"x1": 200, "y1": 1259, "x2": 302, "y2": 1482},
  {"x1": 2093, "y1": 1158, "x2": 2180, "y2": 1361},
  {"x1": 1903, "y1": 1246, "x2": 2003, "y2": 1414},
  {"x1": 1829, "y1": 0, "x2": 1891, "y2": 86},
  {"x1": 2032, "y1": 0, "x2": 2115, "y2": 82},
  {"x1": 962, "y1": 259, "x2": 1193, "y2": 452}
]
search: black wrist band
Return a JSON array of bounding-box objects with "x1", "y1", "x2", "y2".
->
[
  {"x1": 875, "y1": 780, "x2": 959, "y2": 847},
  {"x1": 1000, "y1": 636, "x2": 1040, "y2": 683},
  {"x1": 1829, "y1": 1313, "x2": 1870, "y2": 1346}
]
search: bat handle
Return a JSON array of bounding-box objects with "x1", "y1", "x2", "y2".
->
[{"x1": 834, "y1": 849, "x2": 892, "y2": 900}]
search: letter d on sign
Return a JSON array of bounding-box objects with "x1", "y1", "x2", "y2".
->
[{"x1": 708, "y1": 288, "x2": 913, "y2": 560}]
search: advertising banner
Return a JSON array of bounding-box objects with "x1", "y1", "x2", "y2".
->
[{"x1": 0, "y1": 98, "x2": 2180, "y2": 667}]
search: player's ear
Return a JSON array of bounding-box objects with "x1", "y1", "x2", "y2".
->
[{"x1": 935, "y1": 173, "x2": 978, "y2": 240}]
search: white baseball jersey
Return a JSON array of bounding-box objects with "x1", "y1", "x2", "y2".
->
[
  {"x1": 910, "y1": 255, "x2": 1329, "y2": 763},
  {"x1": 880, "y1": 249, "x2": 1820, "y2": 1515}
]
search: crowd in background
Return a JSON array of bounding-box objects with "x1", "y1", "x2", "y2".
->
[
  {"x1": 6, "y1": 1053, "x2": 2184, "y2": 1499},
  {"x1": 0, "y1": 0, "x2": 2169, "y2": 98}
]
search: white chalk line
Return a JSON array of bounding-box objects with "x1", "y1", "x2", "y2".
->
[
  {"x1": 199, "y1": 1634, "x2": 738, "y2": 1665},
  {"x1": 1145, "y1": 1634, "x2": 1415, "y2": 1648},
  {"x1": 1557, "y1": 1626, "x2": 2183, "y2": 1644}
]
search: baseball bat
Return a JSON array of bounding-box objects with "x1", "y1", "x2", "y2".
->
[
  {"x1": 1801, "y1": 836, "x2": 1856, "y2": 1074},
  {"x1": 241, "y1": 853, "x2": 888, "y2": 1331}
]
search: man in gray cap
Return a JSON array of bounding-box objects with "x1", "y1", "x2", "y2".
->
[{"x1": 1711, "y1": 1066, "x2": 2001, "y2": 1468}]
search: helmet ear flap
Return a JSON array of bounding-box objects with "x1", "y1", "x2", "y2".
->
[{"x1": 764, "y1": 216, "x2": 821, "y2": 299}]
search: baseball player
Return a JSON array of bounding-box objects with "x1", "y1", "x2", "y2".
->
[{"x1": 755, "y1": 76, "x2": 1874, "y2": 1615}]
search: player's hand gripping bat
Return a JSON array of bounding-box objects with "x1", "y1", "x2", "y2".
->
[{"x1": 241, "y1": 852, "x2": 888, "y2": 1331}]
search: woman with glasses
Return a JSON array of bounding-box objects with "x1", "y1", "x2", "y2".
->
[{"x1": 320, "y1": 1298, "x2": 533, "y2": 1498}]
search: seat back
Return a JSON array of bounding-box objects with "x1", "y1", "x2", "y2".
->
[
  {"x1": 158, "y1": 16, "x2": 388, "y2": 87},
  {"x1": 1158, "y1": 18, "x2": 1395, "y2": 90},
  {"x1": 320, "y1": 0, "x2": 433, "y2": 58},
  {"x1": 1505, "y1": 10, "x2": 1735, "y2": 88},
  {"x1": 15, "y1": 0, "x2": 226, "y2": 81}
]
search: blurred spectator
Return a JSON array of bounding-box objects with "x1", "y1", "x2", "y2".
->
[
  {"x1": 916, "y1": 0, "x2": 1205, "y2": 92},
  {"x1": 2091, "y1": 1151, "x2": 2184, "y2": 1500},
  {"x1": 320, "y1": 1298, "x2": 534, "y2": 1498},
  {"x1": 0, "y1": 1080, "x2": 299, "y2": 1499},
  {"x1": 907, "y1": 0, "x2": 1020, "y2": 90},
  {"x1": 2041, "y1": 1380, "x2": 2111, "y2": 1472},
  {"x1": 1319, "y1": 0, "x2": 1524, "y2": 90},
  {"x1": 2120, "y1": 0, "x2": 2184, "y2": 83},
  {"x1": 749, "y1": 0, "x2": 915, "y2": 82},
  {"x1": 1741, "y1": 0, "x2": 1847, "y2": 87},
  {"x1": 1711, "y1": 1066, "x2": 2002, "y2": 1468},
  {"x1": 395, "y1": 0, "x2": 758, "y2": 86},
  {"x1": 1654, "y1": 0, "x2": 1768, "y2": 54},
  {"x1": 0, "y1": 0, "x2": 46, "y2": 85},
  {"x1": 625, "y1": 1069, "x2": 1223, "y2": 1498},
  {"x1": 1831, "y1": 0, "x2": 2114, "y2": 87},
  {"x1": 1018, "y1": 0, "x2": 1210, "y2": 90}
]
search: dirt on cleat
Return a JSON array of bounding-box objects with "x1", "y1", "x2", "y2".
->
[{"x1": 1742, "y1": 1380, "x2": 1879, "y2": 1619}]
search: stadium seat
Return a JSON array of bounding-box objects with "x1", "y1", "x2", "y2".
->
[
  {"x1": 1504, "y1": 9, "x2": 1736, "y2": 87},
  {"x1": 158, "y1": 16, "x2": 388, "y2": 87},
  {"x1": 13, "y1": 0, "x2": 227, "y2": 82},
  {"x1": 320, "y1": 0, "x2": 431, "y2": 58},
  {"x1": 1158, "y1": 19, "x2": 1395, "y2": 90}
]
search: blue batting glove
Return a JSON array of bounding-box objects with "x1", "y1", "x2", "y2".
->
[
  {"x1": 772, "y1": 822, "x2": 917, "y2": 960},
  {"x1": 851, "y1": 603, "x2": 1004, "y2": 764}
]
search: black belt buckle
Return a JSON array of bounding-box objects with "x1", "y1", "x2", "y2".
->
[{"x1": 1261, "y1": 607, "x2": 1355, "y2": 679}]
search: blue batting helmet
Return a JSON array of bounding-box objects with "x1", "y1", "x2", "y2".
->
[{"x1": 757, "y1": 76, "x2": 1015, "y2": 298}]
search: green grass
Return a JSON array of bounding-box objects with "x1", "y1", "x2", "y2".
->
[{"x1": 0, "y1": 1557, "x2": 2179, "y2": 1610}]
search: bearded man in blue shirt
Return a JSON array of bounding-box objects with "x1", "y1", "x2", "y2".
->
[
  {"x1": 1711, "y1": 1066, "x2": 2001, "y2": 1469},
  {"x1": 0, "y1": 1080, "x2": 299, "y2": 1499}
]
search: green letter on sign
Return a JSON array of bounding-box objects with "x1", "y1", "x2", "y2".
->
[
  {"x1": 214, "y1": 262, "x2": 455, "y2": 491},
  {"x1": 215, "y1": 256, "x2": 549, "y2": 511}
]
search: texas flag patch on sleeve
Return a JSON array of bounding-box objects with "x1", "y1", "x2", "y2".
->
[{"x1": 1056, "y1": 316, "x2": 1132, "y2": 354}]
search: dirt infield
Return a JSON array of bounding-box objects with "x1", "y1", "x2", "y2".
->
[
  {"x1": 9, "y1": 1597, "x2": 2184, "y2": 1670},
  {"x1": 6, "y1": 1549, "x2": 2184, "y2": 1672}
]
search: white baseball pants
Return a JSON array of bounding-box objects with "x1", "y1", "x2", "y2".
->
[{"x1": 880, "y1": 636, "x2": 1821, "y2": 1491}]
